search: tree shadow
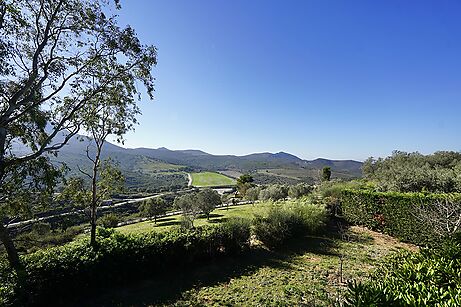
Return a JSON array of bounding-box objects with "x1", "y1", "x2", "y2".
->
[
  {"x1": 155, "y1": 220, "x2": 181, "y2": 227},
  {"x1": 67, "y1": 229, "x2": 339, "y2": 307}
]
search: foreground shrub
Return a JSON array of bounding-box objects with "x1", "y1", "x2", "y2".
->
[
  {"x1": 342, "y1": 239, "x2": 461, "y2": 306},
  {"x1": 339, "y1": 189, "x2": 461, "y2": 246},
  {"x1": 0, "y1": 219, "x2": 251, "y2": 305},
  {"x1": 253, "y1": 200, "x2": 327, "y2": 249}
]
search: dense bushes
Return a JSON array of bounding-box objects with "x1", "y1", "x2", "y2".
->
[
  {"x1": 0, "y1": 219, "x2": 252, "y2": 306},
  {"x1": 253, "y1": 199, "x2": 327, "y2": 248},
  {"x1": 343, "y1": 238, "x2": 461, "y2": 306},
  {"x1": 339, "y1": 189, "x2": 461, "y2": 246}
]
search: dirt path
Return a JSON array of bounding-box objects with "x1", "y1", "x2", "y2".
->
[{"x1": 187, "y1": 173, "x2": 193, "y2": 186}]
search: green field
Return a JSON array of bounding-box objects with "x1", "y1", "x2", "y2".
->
[
  {"x1": 190, "y1": 171, "x2": 236, "y2": 187},
  {"x1": 117, "y1": 203, "x2": 265, "y2": 234}
]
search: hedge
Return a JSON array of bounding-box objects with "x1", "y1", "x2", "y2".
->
[
  {"x1": 0, "y1": 218, "x2": 251, "y2": 306},
  {"x1": 339, "y1": 189, "x2": 461, "y2": 246}
]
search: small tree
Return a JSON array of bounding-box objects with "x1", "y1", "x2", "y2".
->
[
  {"x1": 322, "y1": 167, "x2": 332, "y2": 182},
  {"x1": 174, "y1": 193, "x2": 200, "y2": 228},
  {"x1": 197, "y1": 188, "x2": 221, "y2": 220},
  {"x1": 139, "y1": 197, "x2": 167, "y2": 224},
  {"x1": 237, "y1": 174, "x2": 255, "y2": 198},
  {"x1": 98, "y1": 213, "x2": 120, "y2": 228},
  {"x1": 245, "y1": 186, "x2": 261, "y2": 203}
]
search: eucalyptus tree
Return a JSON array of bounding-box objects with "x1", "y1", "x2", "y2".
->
[{"x1": 0, "y1": 0, "x2": 156, "y2": 269}]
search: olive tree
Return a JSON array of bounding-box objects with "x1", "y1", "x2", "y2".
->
[
  {"x1": 197, "y1": 188, "x2": 221, "y2": 220},
  {"x1": 139, "y1": 197, "x2": 167, "y2": 224},
  {"x1": 0, "y1": 0, "x2": 156, "y2": 268}
]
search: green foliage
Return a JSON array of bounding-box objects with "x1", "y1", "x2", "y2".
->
[
  {"x1": 343, "y1": 240, "x2": 461, "y2": 306},
  {"x1": 174, "y1": 193, "x2": 201, "y2": 227},
  {"x1": 258, "y1": 185, "x2": 288, "y2": 201},
  {"x1": 339, "y1": 189, "x2": 461, "y2": 245},
  {"x1": 244, "y1": 186, "x2": 261, "y2": 201},
  {"x1": 197, "y1": 188, "x2": 221, "y2": 219},
  {"x1": 322, "y1": 167, "x2": 331, "y2": 182},
  {"x1": 253, "y1": 200, "x2": 327, "y2": 249},
  {"x1": 363, "y1": 151, "x2": 461, "y2": 193},
  {"x1": 138, "y1": 197, "x2": 167, "y2": 223},
  {"x1": 288, "y1": 183, "x2": 313, "y2": 199},
  {"x1": 98, "y1": 213, "x2": 120, "y2": 228},
  {"x1": 0, "y1": 219, "x2": 252, "y2": 305},
  {"x1": 237, "y1": 174, "x2": 254, "y2": 185}
]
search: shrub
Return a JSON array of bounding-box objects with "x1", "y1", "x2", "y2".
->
[
  {"x1": 98, "y1": 213, "x2": 120, "y2": 228},
  {"x1": 288, "y1": 183, "x2": 312, "y2": 199},
  {"x1": 258, "y1": 185, "x2": 288, "y2": 201},
  {"x1": 342, "y1": 239, "x2": 461, "y2": 306},
  {"x1": 253, "y1": 200, "x2": 326, "y2": 249}
]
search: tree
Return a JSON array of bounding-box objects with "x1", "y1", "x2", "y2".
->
[
  {"x1": 288, "y1": 183, "x2": 312, "y2": 199},
  {"x1": 322, "y1": 167, "x2": 331, "y2": 182},
  {"x1": 237, "y1": 174, "x2": 254, "y2": 185},
  {"x1": 244, "y1": 186, "x2": 260, "y2": 202},
  {"x1": 174, "y1": 193, "x2": 200, "y2": 228},
  {"x1": 60, "y1": 159, "x2": 124, "y2": 245},
  {"x1": 197, "y1": 188, "x2": 221, "y2": 220},
  {"x1": 139, "y1": 197, "x2": 167, "y2": 224},
  {"x1": 0, "y1": 0, "x2": 156, "y2": 269},
  {"x1": 237, "y1": 174, "x2": 254, "y2": 197},
  {"x1": 98, "y1": 213, "x2": 120, "y2": 228},
  {"x1": 258, "y1": 185, "x2": 288, "y2": 201}
]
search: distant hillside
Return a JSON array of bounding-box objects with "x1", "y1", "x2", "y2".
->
[{"x1": 21, "y1": 134, "x2": 363, "y2": 189}]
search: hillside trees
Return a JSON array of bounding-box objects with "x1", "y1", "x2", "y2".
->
[
  {"x1": 363, "y1": 151, "x2": 461, "y2": 192},
  {"x1": 0, "y1": 0, "x2": 156, "y2": 268},
  {"x1": 237, "y1": 174, "x2": 254, "y2": 197}
]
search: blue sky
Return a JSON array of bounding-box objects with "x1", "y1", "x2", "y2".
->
[{"x1": 115, "y1": 0, "x2": 461, "y2": 161}]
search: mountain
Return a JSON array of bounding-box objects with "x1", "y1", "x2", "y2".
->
[{"x1": 29, "y1": 134, "x2": 363, "y2": 189}]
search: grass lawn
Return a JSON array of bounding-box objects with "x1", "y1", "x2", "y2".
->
[
  {"x1": 117, "y1": 203, "x2": 266, "y2": 234},
  {"x1": 72, "y1": 226, "x2": 415, "y2": 306},
  {"x1": 190, "y1": 171, "x2": 236, "y2": 187}
]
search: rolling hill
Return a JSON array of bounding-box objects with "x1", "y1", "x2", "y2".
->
[{"x1": 41, "y1": 134, "x2": 363, "y2": 189}]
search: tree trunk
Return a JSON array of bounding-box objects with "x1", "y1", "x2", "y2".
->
[
  {"x1": 90, "y1": 150, "x2": 101, "y2": 247},
  {"x1": 0, "y1": 126, "x2": 21, "y2": 269},
  {"x1": 0, "y1": 223, "x2": 21, "y2": 270}
]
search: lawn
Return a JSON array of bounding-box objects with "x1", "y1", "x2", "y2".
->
[
  {"x1": 117, "y1": 203, "x2": 266, "y2": 234},
  {"x1": 72, "y1": 226, "x2": 415, "y2": 306},
  {"x1": 190, "y1": 171, "x2": 236, "y2": 187}
]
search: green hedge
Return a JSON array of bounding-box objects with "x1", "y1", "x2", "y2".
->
[
  {"x1": 339, "y1": 189, "x2": 461, "y2": 245},
  {"x1": 0, "y1": 218, "x2": 251, "y2": 306}
]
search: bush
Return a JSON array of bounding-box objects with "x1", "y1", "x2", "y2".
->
[
  {"x1": 342, "y1": 239, "x2": 461, "y2": 306},
  {"x1": 98, "y1": 213, "x2": 120, "y2": 228},
  {"x1": 339, "y1": 189, "x2": 461, "y2": 245},
  {"x1": 288, "y1": 183, "x2": 312, "y2": 199},
  {"x1": 253, "y1": 200, "x2": 326, "y2": 249},
  {"x1": 0, "y1": 219, "x2": 252, "y2": 305},
  {"x1": 258, "y1": 185, "x2": 288, "y2": 201}
]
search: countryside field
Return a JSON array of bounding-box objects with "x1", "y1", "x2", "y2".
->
[{"x1": 190, "y1": 172, "x2": 236, "y2": 187}]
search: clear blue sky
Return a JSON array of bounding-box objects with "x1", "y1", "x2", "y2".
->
[{"x1": 115, "y1": 0, "x2": 461, "y2": 161}]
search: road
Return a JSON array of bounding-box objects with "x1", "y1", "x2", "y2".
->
[
  {"x1": 6, "y1": 191, "x2": 193, "y2": 229},
  {"x1": 187, "y1": 173, "x2": 193, "y2": 186}
]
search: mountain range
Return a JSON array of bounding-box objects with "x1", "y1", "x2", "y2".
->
[{"x1": 47, "y1": 135, "x2": 363, "y2": 191}]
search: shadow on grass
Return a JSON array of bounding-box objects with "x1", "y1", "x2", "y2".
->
[
  {"x1": 68, "y1": 227, "x2": 340, "y2": 307},
  {"x1": 155, "y1": 220, "x2": 181, "y2": 227}
]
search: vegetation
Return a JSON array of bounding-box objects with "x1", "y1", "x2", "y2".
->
[
  {"x1": 197, "y1": 188, "x2": 221, "y2": 220},
  {"x1": 322, "y1": 166, "x2": 332, "y2": 182},
  {"x1": 98, "y1": 213, "x2": 121, "y2": 229},
  {"x1": 259, "y1": 185, "x2": 288, "y2": 201},
  {"x1": 0, "y1": 220, "x2": 252, "y2": 306},
  {"x1": 343, "y1": 238, "x2": 461, "y2": 306},
  {"x1": 253, "y1": 200, "x2": 327, "y2": 248},
  {"x1": 0, "y1": 0, "x2": 156, "y2": 269},
  {"x1": 363, "y1": 151, "x2": 461, "y2": 193},
  {"x1": 190, "y1": 172, "x2": 236, "y2": 187},
  {"x1": 139, "y1": 197, "x2": 168, "y2": 224},
  {"x1": 339, "y1": 189, "x2": 461, "y2": 246}
]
